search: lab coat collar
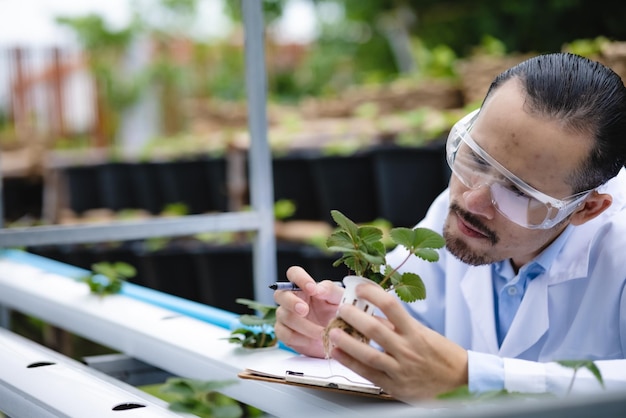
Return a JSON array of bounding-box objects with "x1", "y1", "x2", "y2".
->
[
  {"x1": 499, "y1": 274, "x2": 549, "y2": 357},
  {"x1": 460, "y1": 263, "x2": 551, "y2": 357},
  {"x1": 460, "y1": 265, "x2": 499, "y2": 354}
]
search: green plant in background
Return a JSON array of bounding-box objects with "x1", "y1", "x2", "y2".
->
[
  {"x1": 437, "y1": 385, "x2": 554, "y2": 402},
  {"x1": 160, "y1": 378, "x2": 246, "y2": 418},
  {"x1": 160, "y1": 202, "x2": 190, "y2": 217},
  {"x1": 326, "y1": 209, "x2": 444, "y2": 302},
  {"x1": 410, "y1": 38, "x2": 458, "y2": 79},
  {"x1": 557, "y1": 360, "x2": 605, "y2": 394},
  {"x1": 562, "y1": 36, "x2": 611, "y2": 58},
  {"x1": 273, "y1": 199, "x2": 296, "y2": 221},
  {"x1": 80, "y1": 261, "x2": 137, "y2": 296},
  {"x1": 55, "y1": 14, "x2": 143, "y2": 144},
  {"x1": 225, "y1": 299, "x2": 277, "y2": 349}
]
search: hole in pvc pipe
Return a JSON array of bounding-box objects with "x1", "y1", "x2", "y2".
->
[
  {"x1": 27, "y1": 361, "x2": 56, "y2": 368},
  {"x1": 112, "y1": 403, "x2": 147, "y2": 411}
]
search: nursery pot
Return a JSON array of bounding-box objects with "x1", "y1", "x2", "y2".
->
[{"x1": 339, "y1": 276, "x2": 381, "y2": 315}]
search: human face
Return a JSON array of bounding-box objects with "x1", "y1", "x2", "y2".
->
[
  {"x1": 447, "y1": 110, "x2": 593, "y2": 229},
  {"x1": 443, "y1": 80, "x2": 593, "y2": 269}
]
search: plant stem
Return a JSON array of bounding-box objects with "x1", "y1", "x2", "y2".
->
[
  {"x1": 259, "y1": 328, "x2": 267, "y2": 347},
  {"x1": 566, "y1": 368, "x2": 578, "y2": 395},
  {"x1": 379, "y1": 252, "x2": 413, "y2": 289}
]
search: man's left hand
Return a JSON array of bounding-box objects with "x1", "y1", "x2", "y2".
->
[{"x1": 327, "y1": 282, "x2": 468, "y2": 402}]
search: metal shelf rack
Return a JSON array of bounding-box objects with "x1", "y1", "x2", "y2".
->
[{"x1": 0, "y1": 0, "x2": 277, "y2": 306}]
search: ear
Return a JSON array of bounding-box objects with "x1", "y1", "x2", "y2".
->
[{"x1": 569, "y1": 192, "x2": 612, "y2": 226}]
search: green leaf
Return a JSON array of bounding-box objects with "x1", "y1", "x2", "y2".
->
[
  {"x1": 584, "y1": 362, "x2": 605, "y2": 387},
  {"x1": 437, "y1": 385, "x2": 471, "y2": 399},
  {"x1": 330, "y1": 210, "x2": 359, "y2": 239},
  {"x1": 212, "y1": 403, "x2": 244, "y2": 418},
  {"x1": 413, "y1": 248, "x2": 440, "y2": 262},
  {"x1": 162, "y1": 378, "x2": 238, "y2": 395},
  {"x1": 238, "y1": 314, "x2": 274, "y2": 327},
  {"x1": 390, "y1": 227, "x2": 445, "y2": 251},
  {"x1": 357, "y1": 225, "x2": 384, "y2": 247},
  {"x1": 557, "y1": 360, "x2": 605, "y2": 388},
  {"x1": 113, "y1": 262, "x2": 137, "y2": 278},
  {"x1": 392, "y1": 273, "x2": 426, "y2": 302},
  {"x1": 557, "y1": 360, "x2": 591, "y2": 369},
  {"x1": 326, "y1": 230, "x2": 354, "y2": 250},
  {"x1": 160, "y1": 379, "x2": 195, "y2": 397},
  {"x1": 235, "y1": 298, "x2": 276, "y2": 314}
]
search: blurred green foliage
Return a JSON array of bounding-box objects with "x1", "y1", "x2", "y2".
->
[{"x1": 46, "y1": 0, "x2": 626, "y2": 149}]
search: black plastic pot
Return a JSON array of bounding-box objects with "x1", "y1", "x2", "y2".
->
[
  {"x1": 2, "y1": 175, "x2": 43, "y2": 222},
  {"x1": 309, "y1": 150, "x2": 379, "y2": 224},
  {"x1": 371, "y1": 140, "x2": 448, "y2": 227},
  {"x1": 98, "y1": 162, "x2": 136, "y2": 211},
  {"x1": 64, "y1": 165, "x2": 102, "y2": 214},
  {"x1": 272, "y1": 151, "x2": 320, "y2": 220},
  {"x1": 195, "y1": 243, "x2": 254, "y2": 314},
  {"x1": 137, "y1": 242, "x2": 204, "y2": 303},
  {"x1": 202, "y1": 156, "x2": 230, "y2": 213},
  {"x1": 150, "y1": 157, "x2": 230, "y2": 215},
  {"x1": 129, "y1": 162, "x2": 164, "y2": 214}
]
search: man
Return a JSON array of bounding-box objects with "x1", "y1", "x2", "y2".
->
[{"x1": 273, "y1": 52, "x2": 626, "y2": 402}]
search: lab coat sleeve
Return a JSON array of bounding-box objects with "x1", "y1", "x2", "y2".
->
[{"x1": 467, "y1": 350, "x2": 504, "y2": 392}]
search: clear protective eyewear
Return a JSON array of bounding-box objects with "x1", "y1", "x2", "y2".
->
[{"x1": 446, "y1": 109, "x2": 593, "y2": 229}]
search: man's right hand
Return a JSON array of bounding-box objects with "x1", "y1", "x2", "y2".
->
[{"x1": 273, "y1": 266, "x2": 344, "y2": 358}]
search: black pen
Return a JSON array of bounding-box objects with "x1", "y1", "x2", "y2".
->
[{"x1": 269, "y1": 281, "x2": 345, "y2": 291}]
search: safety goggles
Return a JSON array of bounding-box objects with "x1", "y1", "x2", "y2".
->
[{"x1": 446, "y1": 109, "x2": 593, "y2": 229}]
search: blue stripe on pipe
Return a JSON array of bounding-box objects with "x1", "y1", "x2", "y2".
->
[{"x1": 0, "y1": 249, "x2": 239, "y2": 330}]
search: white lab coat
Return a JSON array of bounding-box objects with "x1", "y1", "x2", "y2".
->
[{"x1": 386, "y1": 168, "x2": 626, "y2": 395}]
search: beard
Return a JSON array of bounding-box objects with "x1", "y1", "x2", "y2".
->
[{"x1": 443, "y1": 203, "x2": 500, "y2": 266}]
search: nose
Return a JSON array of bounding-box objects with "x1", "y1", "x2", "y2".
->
[{"x1": 462, "y1": 185, "x2": 497, "y2": 220}]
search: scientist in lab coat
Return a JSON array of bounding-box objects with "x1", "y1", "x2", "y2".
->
[{"x1": 273, "y1": 52, "x2": 626, "y2": 402}]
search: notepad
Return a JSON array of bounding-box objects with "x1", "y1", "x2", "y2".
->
[{"x1": 239, "y1": 354, "x2": 392, "y2": 398}]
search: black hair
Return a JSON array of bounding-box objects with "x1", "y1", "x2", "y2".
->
[{"x1": 484, "y1": 52, "x2": 626, "y2": 192}]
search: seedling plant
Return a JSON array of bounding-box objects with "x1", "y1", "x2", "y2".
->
[
  {"x1": 80, "y1": 261, "x2": 137, "y2": 296},
  {"x1": 323, "y1": 209, "x2": 445, "y2": 355},
  {"x1": 225, "y1": 298, "x2": 278, "y2": 349}
]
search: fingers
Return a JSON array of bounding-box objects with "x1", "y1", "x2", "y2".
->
[
  {"x1": 333, "y1": 284, "x2": 417, "y2": 359},
  {"x1": 274, "y1": 266, "x2": 315, "y2": 316},
  {"x1": 328, "y1": 326, "x2": 393, "y2": 389},
  {"x1": 285, "y1": 266, "x2": 317, "y2": 293},
  {"x1": 274, "y1": 308, "x2": 326, "y2": 357},
  {"x1": 272, "y1": 266, "x2": 342, "y2": 358},
  {"x1": 315, "y1": 279, "x2": 345, "y2": 305},
  {"x1": 274, "y1": 267, "x2": 343, "y2": 314},
  {"x1": 354, "y1": 282, "x2": 424, "y2": 335},
  {"x1": 327, "y1": 283, "x2": 469, "y2": 401}
]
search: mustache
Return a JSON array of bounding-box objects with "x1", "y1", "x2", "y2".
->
[{"x1": 449, "y1": 202, "x2": 498, "y2": 245}]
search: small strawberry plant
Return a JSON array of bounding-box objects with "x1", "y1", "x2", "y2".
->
[
  {"x1": 160, "y1": 378, "x2": 244, "y2": 418},
  {"x1": 80, "y1": 261, "x2": 137, "y2": 296},
  {"x1": 225, "y1": 298, "x2": 277, "y2": 349},
  {"x1": 326, "y1": 209, "x2": 445, "y2": 301},
  {"x1": 323, "y1": 209, "x2": 445, "y2": 355}
]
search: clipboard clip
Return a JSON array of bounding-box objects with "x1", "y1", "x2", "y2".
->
[{"x1": 285, "y1": 370, "x2": 382, "y2": 395}]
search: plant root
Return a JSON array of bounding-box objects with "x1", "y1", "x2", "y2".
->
[{"x1": 322, "y1": 316, "x2": 370, "y2": 359}]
